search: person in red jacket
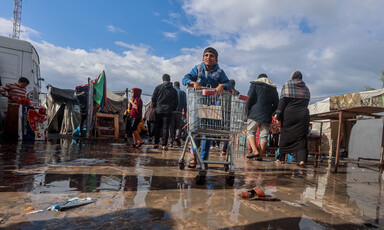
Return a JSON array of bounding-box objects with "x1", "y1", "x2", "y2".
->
[{"x1": 129, "y1": 88, "x2": 145, "y2": 148}]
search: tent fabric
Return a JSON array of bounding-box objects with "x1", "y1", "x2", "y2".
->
[
  {"x1": 308, "y1": 98, "x2": 330, "y2": 115},
  {"x1": 360, "y1": 89, "x2": 384, "y2": 107},
  {"x1": 50, "y1": 87, "x2": 78, "y2": 102},
  {"x1": 46, "y1": 86, "x2": 79, "y2": 134},
  {"x1": 359, "y1": 88, "x2": 384, "y2": 100},
  {"x1": 99, "y1": 89, "x2": 128, "y2": 136},
  {"x1": 308, "y1": 98, "x2": 331, "y2": 132},
  {"x1": 106, "y1": 89, "x2": 124, "y2": 102},
  {"x1": 46, "y1": 85, "x2": 128, "y2": 136}
]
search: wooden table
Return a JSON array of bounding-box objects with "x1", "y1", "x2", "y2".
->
[
  {"x1": 94, "y1": 112, "x2": 119, "y2": 139},
  {"x1": 310, "y1": 106, "x2": 384, "y2": 173}
]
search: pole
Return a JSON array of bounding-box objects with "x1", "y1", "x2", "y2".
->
[{"x1": 86, "y1": 78, "x2": 94, "y2": 138}]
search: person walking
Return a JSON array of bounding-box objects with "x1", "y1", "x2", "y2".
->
[
  {"x1": 169, "y1": 81, "x2": 187, "y2": 147},
  {"x1": 246, "y1": 74, "x2": 279, "y2": 161},
  {"x1": 276, "y1": 71, "x2": 310, "y2": 166},
  {"x1": 151, "y1": 74, "x2": 178, "y2": 150},
  {"x1": 182, "y1": 47, "x2": 232, "y2": 168},
  {"x1": 144, "y1": 102, "x2": 156, "y2": 142}
]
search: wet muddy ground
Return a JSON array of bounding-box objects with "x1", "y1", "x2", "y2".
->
[{"x1": 0, "y1": 135, "x2": 383, "y2": 229}]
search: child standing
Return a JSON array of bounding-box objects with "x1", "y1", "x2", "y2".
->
[{"x1": 129, "y1": 88, "x2": 144, "y2": 148}]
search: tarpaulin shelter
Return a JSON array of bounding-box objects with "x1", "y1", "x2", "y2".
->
[
  {"x1": 46, "y1": 85, "x2": 128, "y2": 135},
  {"x1": 46, "y1": 85, "x2": 79, "y2": 134}
]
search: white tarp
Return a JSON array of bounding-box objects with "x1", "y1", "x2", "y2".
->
[
  {"x1": 308, "y1": 98, "x2": 331, "y2": 132},
  {"x1": 359, "y1": 88, "x2": 384, "y2": 100}
]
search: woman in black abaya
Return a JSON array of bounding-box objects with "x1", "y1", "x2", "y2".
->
[{"x1": 276, "y1": 71, "x2": 310, "y2": 166}]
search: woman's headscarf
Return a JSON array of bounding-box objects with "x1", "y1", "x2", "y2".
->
[
  {"x1": 130, "y1": 88, "x2": 143, "y2": 118},
  {"x1": 280, "y1": 71, "x2": 310, "y2": 100},
  {"x1": 131, "y1": 88, "x2": 142, "y2": 98}
]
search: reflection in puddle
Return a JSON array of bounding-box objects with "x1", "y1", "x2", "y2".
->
[
  {"x1": 299, "y1": 214, "x2": 326, "y2": 229},
  {"x1": 0, "y1": 138, "x2": 383, "y2": 229}
]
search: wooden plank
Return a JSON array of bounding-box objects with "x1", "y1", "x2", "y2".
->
[
  {"x1": 114, "y1": 114, "x2": 119, "y2": 139},
  {"x1": 94, "y1": 112, "x2": 119, "y2": 139},
  {"x1": 334, "y1": 111, "x2": 343, "y2": 173},
  {"x1": 380, "y1": 117, "x2": 384, "y2": 172},
  {"x1": 97, "y1": 127, "x2": 115, "y2": 131},
  {"x1": 310, "y1": 106, "x2": 384, "y2": 120}
]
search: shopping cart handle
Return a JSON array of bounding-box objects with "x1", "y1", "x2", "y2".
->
[
  {"x1": 238, "y1": 94, "x2": 249, "y2": 101},
  {"x1": 202, "y1": 89, "x2": 216, "y2": 96}
]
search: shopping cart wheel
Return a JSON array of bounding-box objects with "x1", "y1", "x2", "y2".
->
[
  {"x1": 195, "y1": 175, "x2": 206, "y2": 185},
  {"x1": 224, "y1": 165, "x2": 229, "y2": 172},
  {"x1": 179, "y1": 162, "x2": 185, "y2": 170},
  {"x1": 225, "y1": 175, "x2": 235, "y2": 186}
]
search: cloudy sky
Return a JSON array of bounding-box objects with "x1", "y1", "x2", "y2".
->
[{"x1": 1, "y1": 0, "x2": 383, "y2": 103}]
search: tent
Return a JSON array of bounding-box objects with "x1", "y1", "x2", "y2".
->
[
  {"x1": 46, "y1": 85, "x2": 128, "y2": 135},
  {"x1": 46, "y1": 86, "x2": 79, "y2": 134},
  {"x1": 308, "y1": 88, "x2": 384, "y2": 159}
]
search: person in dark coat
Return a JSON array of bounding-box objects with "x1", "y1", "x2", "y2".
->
[
  {"x1": 151, "y1": 74, "x2": 178, "y2": 150},
  {"x1": 246, "y1": 74, "x2": 279, "y2": 161},
  {"x1": 74, "y1": 86, "x2": 88, "y2": 137},
  {"x1": 276, "y1": 71, "x2": 311, "y2": 166},
  {"x1": 144, "y1": 102, "x2": 156, "y2": 142},
  {"x1": 169, "y1": 81, "x2": 187, "y2": 147}
]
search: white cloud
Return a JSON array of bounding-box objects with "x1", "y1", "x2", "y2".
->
[
  {"x1": 180, "y1": 0, "x2": 384, "y2": 99},
  {"x1": 2, "y1": 0, "x2": 384, "y2": 102},
  {"x1": 0, "y1": 17, "x2": 39, "y2": 40},
  {"x1": 162, "y1": 32, "x2": 177, "y2": 39},
  {"x1": 0, "y1": 18, "x2": 13, "y2": 37},
  {"x1": 168, "y1": 12, "x2": 180, "y2": 19},
  {"x1": 107, "y1": 25, "x2": 126, "y2": 33},
  {"x1": 29, "y1": 40, "x2": 198, "y2": 95}
]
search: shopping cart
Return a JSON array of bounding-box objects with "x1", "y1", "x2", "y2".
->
[{"x1": 178, "y1": 88, "x2": 248, "y2": 185}]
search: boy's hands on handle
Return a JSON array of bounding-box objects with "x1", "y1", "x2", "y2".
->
[
  {"x1": 188, "y1": 81, "x2": 225, "y2": 92},
  {"x1": 215, "y1": 84, "x2": 225, "y2": 92},
  {"x1": 191, "y1": 81, "x2": 202, "y2": 90}
]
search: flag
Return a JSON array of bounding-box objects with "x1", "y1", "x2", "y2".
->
[{"x1": 93, "y1": 70, "x2": 107, "y2": 107}]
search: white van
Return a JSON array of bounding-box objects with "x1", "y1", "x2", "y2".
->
[{"x1": 0, "y1": 35, "x2": 41, "y2": 120}]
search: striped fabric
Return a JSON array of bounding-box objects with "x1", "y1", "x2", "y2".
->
[
  {"x1": 0, "y1": 82, "x2": 27, "y2": 104},
  {"x1": 280, "y1": 79, "x2": 310, "y2": 100}
]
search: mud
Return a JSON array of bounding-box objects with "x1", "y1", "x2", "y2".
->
[{"x1": 0, "y1": 135, "x2": 382, "y2": 229}]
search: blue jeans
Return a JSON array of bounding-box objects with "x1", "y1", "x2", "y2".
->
[{"x1": 191, "y1": 136, "x2": 211, "y2": 161}]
